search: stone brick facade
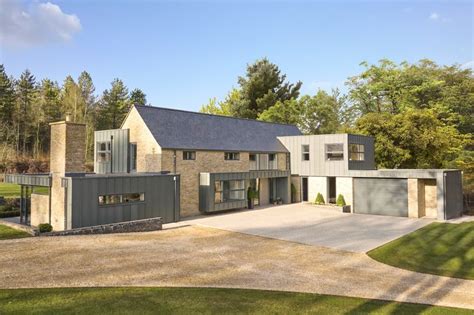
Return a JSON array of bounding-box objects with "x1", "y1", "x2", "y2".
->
[
  {"x1": 48, "y1": 121, "x2": 86, "y2": 231},
  {"x1": 122, "y1": 107, "x2": 162, "y2": 172},
  {"x1": 30, "y1": 193, "x2": 49, "y2": 227}
]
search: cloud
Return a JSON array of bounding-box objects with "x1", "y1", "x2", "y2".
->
[
  {"x1": 429, "y1": 12, "x2": 440, "y2": 20},
  {"x1": 0, "y1": 1, "x2": 81, "y2": 48}
]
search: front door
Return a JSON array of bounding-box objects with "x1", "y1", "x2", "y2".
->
[
  {"x1": 328, "y1": 177, "x2": 336, "y2": 204},
  {"x1": 302, "y1": 177, "x2": 308, "y2": 201}
]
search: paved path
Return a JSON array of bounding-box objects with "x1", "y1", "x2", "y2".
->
[
  {"x1": 0, "y1": 226, "x2": 473, "y2": 310},
  {"x1": 168, "y1": 203, "x2": 433, "y2": 253}
]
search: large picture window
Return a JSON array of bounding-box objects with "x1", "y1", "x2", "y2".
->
[
  {"x1": 214, "y1": 180, "x2": 245, "y2": 203},
  {"x1": 326, "y1": 143, "x2": 344, "y2": 161},
  {"x1": 97, "y1": 141, "x2": 111, "y2": 162},
  {"x1": 349, "y1": 144, "x2": 365, "y2": 161},
  {"x1": 98, "y1": 193, "x2": 144, "y2": 206}
]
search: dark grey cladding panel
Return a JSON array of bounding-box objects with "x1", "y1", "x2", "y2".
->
[
  {"x1": 5, "y1": 174, "x2": 51, "y2": 187},
  {"x1": 134, "y1": 105, "x2": 302, "y2": 152},
  {"x1": 68, "y1": 174, "x2": 180, "y2": 228},
  {"x1": 444, "y1": 171, "x2": 463, "y2": 220},
  {"x1": 348, "y1": 134, "x2": 376, "y2": 171}
]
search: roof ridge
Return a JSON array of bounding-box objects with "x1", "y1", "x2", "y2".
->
[{"x1": 134, "y1": 104, "x2": 300, "y2": 128}]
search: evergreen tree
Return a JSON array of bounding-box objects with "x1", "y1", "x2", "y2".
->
[
  {"x1": 129, "y1": 88, "x2": 147, "y2": 106},
  {"x1": 16, "y1": 69, "x2": 37, "y2": 155},
  {"x1": 98, "y1": 79, "x2": 129, "y2": 129}
]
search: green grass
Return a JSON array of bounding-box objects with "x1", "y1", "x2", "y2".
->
[
  {"x1": 0, "y1": 182, "x2": 49, "y2": 198},
  {"x1": 0, "y1": 224, "x2": 31, "y2": 240},
  {"x1": 0, "y1": 287, "x2": 470, "y2": 314},
  {"x1": 368, "y1": 222, "x2": 474, "y2": 280}
]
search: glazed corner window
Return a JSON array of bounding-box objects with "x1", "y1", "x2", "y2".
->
[
  {"x1": 214, "y1": 180, "x2": 245, "y2": 204},
  {"x1": 97, "y1": 141, "x2": 111, "y2": 162},
  {"x1": 326, "y1": 143, "x2": 344, "y2": 161},
  {"x1": 183, "y1": 151, "x2": 196, "y2": 160},
  {"x1": 225, "y1": 152, "x2": 240, "y2": 160},
  {"x1": 302, "y1": 145, "x2": 310, "y2": 161},
  {"x1": 349, "y1": 144, "x2": 365, "y2": 161},
  {"x1": 98, "y1": 193, "x2": 144, "y2": 206}
]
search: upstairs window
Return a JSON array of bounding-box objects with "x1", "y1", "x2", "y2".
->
[
  {"x1": 269, "y1": 153, "x2": 276, "y2": 161},
  {"x1": 249, "y1": 154, "x2": 256, "y2": 161},
  {"x1": 97, "y1": 141, "x2": 111, "y2": 162},
  {"x1": 183, "y1": 151, "x2": 196, "y2": 160},
  {"x1": 326, "y1": 143, "x2": 344, "y2": 161},
  {"x1": 349, "y1": 144, "x2": 365, "y2": 161},
  {"x1": 225, "y1": 152, "x2": 240, "y2": 161},
  {"x1": 302, "y1": 145, "x2": 310, "y2": 161}
]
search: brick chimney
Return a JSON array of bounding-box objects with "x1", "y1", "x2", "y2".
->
[{"x1": 49, "y1": 121, "x2": 86, "y2": 174}]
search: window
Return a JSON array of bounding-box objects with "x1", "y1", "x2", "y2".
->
[
  {"x1": 224, "y1": 152, "x2": 240, "y2": 160},
  {"x1": 249, "y1": 154, "x2": 256, "y2": 161},
  {"x1": 98, "y1": 193, "x2": 144, "y2": 206},
  {"x1": 97, "y1": 141, "x2": 111, "y2": 162},
  {"x1": 268, "y1": 153, "x2": 277, "y2": 169},
  {"x1": 130, "y1": 143, "x2": 137, "y2": 171},
  {"x1": 349, "y1": 144, "x2": 365, "y2": 161},
  {"x1": 214, "y1": 180, "x2": 245, "y2": 203},
  {"x1": 183, "y1": 151, "x2": 196, "y2": 160},
  {"x1": 326, "y1": 143, "x2": 344, "y2": 161},
  {"x1": 302, "y1": 145, "x2": 310, "y2": 161},
  {"x1": 269, "y1": 153, "x2": 276, "y2": 161}
]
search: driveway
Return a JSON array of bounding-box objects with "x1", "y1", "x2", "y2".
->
[
  {"x1": 170, "y1": 203, "x2": 433, "y2": 253},
  {"x1": 1, "y1": 226, "x2": 473, "y2": 310}
]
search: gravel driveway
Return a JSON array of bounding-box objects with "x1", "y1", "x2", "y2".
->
[{"x1": 0, "y1": 226, "x2": 473, "y2": 310}]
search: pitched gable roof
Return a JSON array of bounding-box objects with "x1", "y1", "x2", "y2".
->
[{"x1": 132, "y1": 105, "x2": 302, "y2": 152}]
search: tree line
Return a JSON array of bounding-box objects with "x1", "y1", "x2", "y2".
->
[
  {"x1": 0, "y1": 65, "x2": 148, "y2": 163},
  {"x1": 200, "y1": 58, "x2": 473, "y2": 191}
]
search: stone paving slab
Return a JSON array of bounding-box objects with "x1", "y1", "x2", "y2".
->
[{"x1": 0, "y1": 226, "x2": 473, "y2": 310}]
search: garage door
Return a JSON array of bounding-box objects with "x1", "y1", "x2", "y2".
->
[{"x1": 353, "y1": 178, "x2": 408, "y2": 217}]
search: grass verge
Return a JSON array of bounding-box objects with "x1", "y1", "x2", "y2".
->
[
  {"x1": 0, "y1": 224, "x2": 31, "y2": 240},
  {"x1": 368, "y1": 222, "x2": 474, "y2": 280},
  {"x1": 0, "y1": 287, "x2": 470, "y2": 314}
]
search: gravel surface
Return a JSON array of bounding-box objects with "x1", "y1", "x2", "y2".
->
[{"x1": 0, "y1": 226, "x2": 473, "y2": 310}]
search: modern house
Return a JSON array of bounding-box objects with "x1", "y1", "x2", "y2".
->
[{"x1": 5, "y1": 105, "x2": 464, "y2": 231}]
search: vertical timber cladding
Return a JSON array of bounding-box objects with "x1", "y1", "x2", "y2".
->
[
  {"x1": 94, "y1": 129, "x2": 130, "y2": 174},
  {"x1": 353, "y1": 178, "x2": 408, "y2": 217},
  {"x1": 69, "y1": 174, "x2": 180, "y2": 228}
]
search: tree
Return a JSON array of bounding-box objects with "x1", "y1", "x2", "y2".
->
[
  {"x1": 258, "y1": 89, "x2": 344, "y2": 134},
  {"x1": 129, "y1": 88, "x2": 147, "y2": 106},
  {"x1": 61, "y1": 76, "x2": 81, "y2": 122},
  {"x1": 16, "y1": 69, "x2": 37, "y2": 155},
  {"x1": 352, "y1": 109, "x2": 467, "y2": 169},
  {"x1": 200, "y1": 97, "x2": 232, "y2": 116},
  {"x1": 98, "y1": 79, "x2": 129, "y2": 129},
  {"x1": 78, "y1": 71, "x2": 97, "y2": 160},
  {"x1": 0, "y1": 65, "x2": 15, "y2": 129},
  {"x1": 37, "y1": 79, "x2": 61, "y2": 156},
  {"x1": 231, "y1": 58, "x2": 302, "y2": 119}
]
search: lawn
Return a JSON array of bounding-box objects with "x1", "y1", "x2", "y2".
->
[
  {"x1": 0, "y1": 224, "x2": 31, "y2": 240},
  {"x1": 368, "y1": 222, "x2": 474, "y2": 280},
  {"x1": 0, "y1": 287, "x2": 470, "y2": 314},
  {"x1": 0, "y1": 182, "x2": 49, "y2": 198}
]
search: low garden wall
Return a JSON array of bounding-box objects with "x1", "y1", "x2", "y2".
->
[{"x1": 41, "y1": 217, "x2": 163, "y2": 236}]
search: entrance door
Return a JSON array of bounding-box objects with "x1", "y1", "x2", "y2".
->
[
  {"x1": 328, "y1": 177, "x2": 336, "y2": 204},
  {"x1": 302, "y1": 177, "x2": 308, "y2": 201}
]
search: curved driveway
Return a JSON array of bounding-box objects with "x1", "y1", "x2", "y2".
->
[{"x1": 0, "y1": 225, "x2": 473, "y2": 310}]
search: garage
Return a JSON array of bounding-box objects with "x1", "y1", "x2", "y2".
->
[{"x1": 353, "y1": 178, "x2": 408, "y2": 217}]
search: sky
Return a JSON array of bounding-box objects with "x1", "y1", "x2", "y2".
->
[{"x1": 1, "y1": 0, "x2": 472, "y2": 112}]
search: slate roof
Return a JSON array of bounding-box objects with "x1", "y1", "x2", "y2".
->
[{"x1": 133, "y1": 105, "x2": 302, "y2": 152}]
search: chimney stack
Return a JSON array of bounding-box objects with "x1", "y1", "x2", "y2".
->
[{"x1": 49, "y1": 120, "x2": 86, "y2": 174}]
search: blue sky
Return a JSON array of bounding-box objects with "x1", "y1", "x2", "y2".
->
[{"x1": 1, "y1": 0, "x2": 472, "y2": 111}]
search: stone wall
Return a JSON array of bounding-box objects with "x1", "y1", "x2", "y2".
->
[
  {"x1": 308, "y1": 176, "x2": 327, "y2": 203},
  {"x1": 30, "y1": 193, "x2": 50, "y2": 227},
  {"x1": 277, "y1": 153, "x2": 288, "y2": 171},
  {"x1": 41, "y1": 217, "x2": 163, "y2": 236},
  {"x1": 162, "y1": 149, "x2": 250, "y2": 217},
  {"x1": 122, "y1": 107, "x2": 162, "y2": 172},
  {"x1": 424, "y1": 179, "x2": 438, "y2": 218},
  {"x1": 291, "y1": 176, "x2": 301, "y2": 203},
  {"x1": 336, "y1": 177, "x2": 353, "y2": 208}
]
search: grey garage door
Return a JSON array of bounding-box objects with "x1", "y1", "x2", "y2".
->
[{"x1": 353, "y1": 178, "x2": 408, "y2": 217}]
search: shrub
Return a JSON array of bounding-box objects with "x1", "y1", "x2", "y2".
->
[
  {"x1": 0, "y1": 210, "x2": 20, "y2": 218},
  {"x1": 38, "y1": 223, "x2": 53, "y2": 233},
  {"x1": 247, "y1": 187, "x2": 258, "y2": 200},
  {"x1": 315, "y1": 193, "x2": 325, "y2": 205},
  {"x1": 336, "y1": 194, "x2": 346, "y2": 206}
]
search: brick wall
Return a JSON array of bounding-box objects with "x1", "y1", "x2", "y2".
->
[{"x1": 122, "y1": 107, "x2": 162, "y2": 172}]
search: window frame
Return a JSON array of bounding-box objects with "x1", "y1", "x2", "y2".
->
[
  {"x1": 325, "y1": 143, "x2": 344, "y2": 161},
  {"x1": 349, "y1": 143, "x2": 365, "y2": 161},
  {"x1": 96, "y1": 141, "x2": 111, "y2": 163},
  {"x1": 302, "y1": 145, "x2": 310, "y2": 161},
  {"x1": 183, "y1": 151, "x2": 196, "y2": 160},
  {"x1": 224, "y1": 152, "x2": 240, "y2": 161},
  {"x1": 214, "y1": 180, "x2": 245, "y2": 204},
  {"x1": 98, "y1": 193, "x2": 145, "y2": 207}
]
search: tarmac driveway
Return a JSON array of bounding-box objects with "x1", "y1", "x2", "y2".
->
[{"x1": 172, "y1": 203, "x2": 433, "y2": 253}]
